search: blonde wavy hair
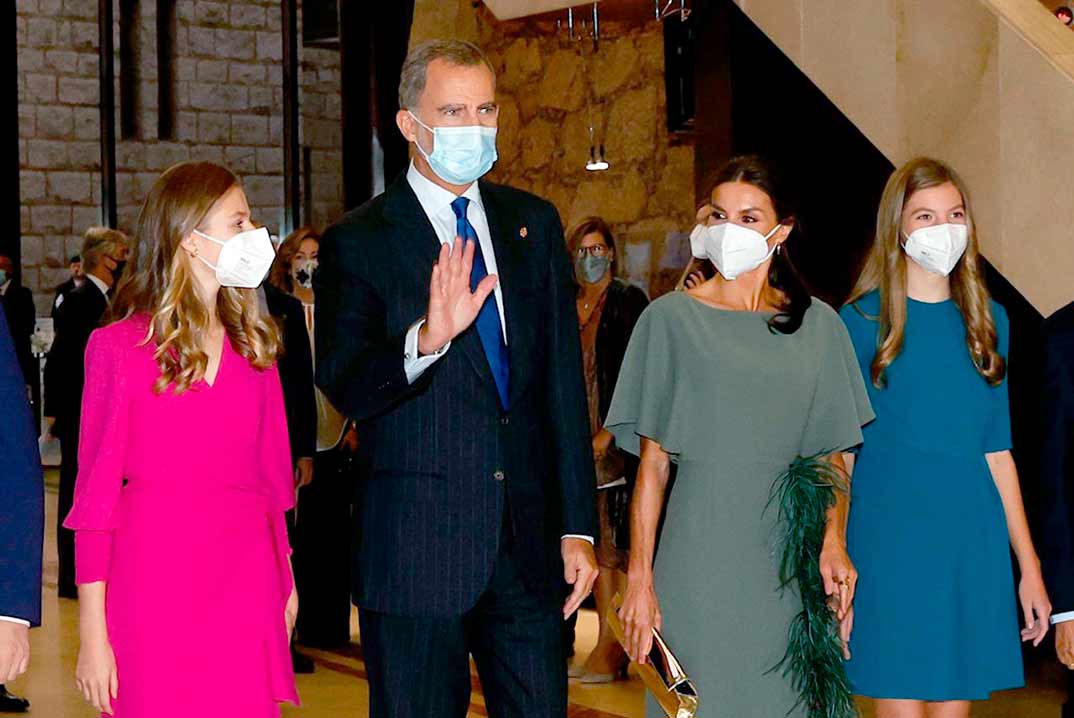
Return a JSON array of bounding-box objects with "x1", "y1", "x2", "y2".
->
[
  {"x1": 268, "y1": 226, "x2": 320, "y2": 296},
  {"x1": 108, "y1": 161, "x2": 281, "y2": 394},
  {"x1": 847, "y1": 157, "x2": 1005, "y2": 389}
]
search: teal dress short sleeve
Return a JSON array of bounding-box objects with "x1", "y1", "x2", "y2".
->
[
  {"x1": 604, "y1": 303, "x2": 687, "y2": 458},
  {"x1": 839, "y1": 291, "x2": 1024, "y2": 701},
  {"x1": 800, "y1": 308, "x2": 875, "y2": 458}
]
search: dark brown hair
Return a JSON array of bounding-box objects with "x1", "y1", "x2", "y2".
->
[
  {"x1": 269, "y1": 226, "x2": 320, "y2": 296},
  {"x1": 706, "y1": 155, "x2": 812, "y2": 334},
  {"x1": 567, "y1": 216, "x2": 616, "y2": 270}
]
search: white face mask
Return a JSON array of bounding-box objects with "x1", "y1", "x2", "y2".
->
[
  {"x1": 690, "y1": 222, "x2": 780, "y2": 280},
  {"x1": 193, "y1": 227, "x2": 276, "y2": 288},
  {"x1": 901, "y1": 223, "x2": 968, "y2": 277}
]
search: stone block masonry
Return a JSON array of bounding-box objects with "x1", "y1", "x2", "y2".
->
[{"x1": 18, "y1": 0, "x2": 344, "y2": 315}]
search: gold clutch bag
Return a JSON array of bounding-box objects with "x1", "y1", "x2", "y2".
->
[{"x1": 606, "y1": 594, "x2": 699, "y2": 718}]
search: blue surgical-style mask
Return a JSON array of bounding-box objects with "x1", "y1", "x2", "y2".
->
[
  {"x1": 408, "y1": 111, "x2": 498, "y2": 186},
  {"x1": 575, "y1": 255, "x2": 611, "y2": 285}
]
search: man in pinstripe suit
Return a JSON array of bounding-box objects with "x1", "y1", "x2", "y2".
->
[{"x1": 315, "y1": 39, "x2": 599, "y2": 717}]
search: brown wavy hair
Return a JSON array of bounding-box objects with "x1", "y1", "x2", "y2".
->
[
  {"x1": 268, "y1": 226, "x2": 320, "y2": 296},
  {"x1": 108, "y1": 161, "x2": 281, "y2": 394},
  {"x1": 847, "y1": 157, "x2": 1005, "y2": 388}
]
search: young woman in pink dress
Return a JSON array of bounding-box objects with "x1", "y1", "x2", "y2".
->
[{"x1": 65, "y1": 161, "x2": 300, "y2": 717}]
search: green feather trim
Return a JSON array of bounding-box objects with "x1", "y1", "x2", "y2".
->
[{"x1": 766, "y1": 452, "x2": 858, "y2": 718}]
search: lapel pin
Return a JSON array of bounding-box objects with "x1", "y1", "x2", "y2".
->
[{"x1": 519, "y1": 226, "x2": 528, "y2": 239}]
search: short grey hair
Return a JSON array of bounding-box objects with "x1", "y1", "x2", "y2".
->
[
  {"x1": 81, "y1": 227, "x2": 128, "y2": 272},
  {"x1": 398, "y1": 39, "x2": 496, "y2": 109}
]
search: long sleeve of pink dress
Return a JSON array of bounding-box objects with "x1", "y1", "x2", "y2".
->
[{"x1": 64, "y1": 317, "x2": 299, "y2": 717}]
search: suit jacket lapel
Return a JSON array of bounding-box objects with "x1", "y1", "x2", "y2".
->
[
  {"x1": 385, "y1": 174, "x2": 496, "y2": 388},
  {"x1": 383, "y1": 174, "x2": 444, "y2": 284},
  {"x1": 481, "y1": 182, "x2": 534, "y2": 408}
]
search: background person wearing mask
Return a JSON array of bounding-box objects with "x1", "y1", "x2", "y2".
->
[
  {"x1": 565, "y1": 217, "x2": 648, "y2": 684},
  {"x1": 260, "y1": 240, "x2": 318, "y2": 674},
  {"x1": 44, "y1": 227, "x2": 129, "y2": 599},
  {"x1": 52, "y1": 254, "x2": 85, "y2": 318},
  {"x1": 315, "y1": 38, "x2": 598, "y2": 717},
  {"x1": 0, "y1": 309, "x2": 44, "y2": 713},
  {"x1": 270, "y1": 227, "x2": 358, "y2": 651}
]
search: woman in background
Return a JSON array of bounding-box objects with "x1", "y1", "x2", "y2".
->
[
  {"x1": 566, "y1": 217, "x2": 648, "y2": 683},
  {"x1": 270, "y1": 227, "x2": 357, "y2": 650},
  {"x1": 840, "y1": 157, "x2": 1050, "y2": 718},
  {"x1": 67, "y1": 162, "x2": 299, "y2": 717}
]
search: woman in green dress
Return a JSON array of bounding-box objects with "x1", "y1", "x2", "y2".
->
[{"x1": 607, "y1": 156, "x2": 874, "y2": 716}]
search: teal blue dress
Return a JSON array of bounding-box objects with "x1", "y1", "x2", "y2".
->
[{"x1": 839, "y1": 291, "x2": 1024, "y2": 701}]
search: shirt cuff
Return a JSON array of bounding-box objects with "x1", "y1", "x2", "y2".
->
[
  {"x1": 0, "y1": 616, "x2": 30, "y2": 627},
  {"x1": 403, "y1": 319, "x2": 450, "y2": 385},
  {"x1": 562, "y1": 534, "x2": 595, "y2": 545},
  {"x1": 1051, "y1": 610, "x2": 1074, "y2": 624}
]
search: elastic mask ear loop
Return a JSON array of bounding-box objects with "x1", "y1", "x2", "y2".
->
[
  {"x1": 407, "y1": 111, "x2": 435, "y2": 160},
  {"x1": 191, "y1": 229, "x2": 221, "y2": 271},
  {"x1": 760, "y1": 223, "x2": 783, "y2": 262}
]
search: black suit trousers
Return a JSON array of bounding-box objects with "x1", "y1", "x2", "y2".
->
[
  {"x1": 57, "y1": 430, "x2": 78, "y2": 596},
  {"x1": 358, "y1": 546, "x2": 566, "y2": 718}
]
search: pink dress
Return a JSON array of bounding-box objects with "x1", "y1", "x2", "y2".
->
[{"x1": 64, "y1": 316, "x2": 300, "y2": 717}]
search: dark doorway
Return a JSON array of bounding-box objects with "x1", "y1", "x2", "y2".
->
[{"x1": 728, "y1": 3, "x2": 891, "y2": 305}]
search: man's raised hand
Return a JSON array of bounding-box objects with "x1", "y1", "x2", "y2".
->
[{"x1": 418, "y1": 238, "x2": 497, "y2": 356}]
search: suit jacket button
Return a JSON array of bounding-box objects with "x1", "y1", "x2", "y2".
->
[
  {"x1": 500, "y1": 415, "x2": 509, "y2": 426},
  {"x1": 493, "y1": 470, "x2": 505, "y2": 482}
]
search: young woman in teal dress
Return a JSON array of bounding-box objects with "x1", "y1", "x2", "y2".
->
[{"x1": 839, "y1": 158, "x2": 1051, "y2": 718}]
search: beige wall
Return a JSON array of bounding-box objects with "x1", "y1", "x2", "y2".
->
[
  {"x1": 410, "y1": 0, "x2": 697, "y2": 296},
  {"x1": 733, "y1": 0, "x2": 1074, "y2": 316}
]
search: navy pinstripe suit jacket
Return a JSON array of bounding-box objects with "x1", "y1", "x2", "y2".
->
[{"x1": 315, "y1": 174, "x2": 598, "y2": 618}]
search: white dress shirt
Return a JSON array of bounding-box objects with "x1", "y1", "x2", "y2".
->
[
  {"x1": 402, "y1": 162, "x2": 505, "y2": 384},
  {"x1": 1052, "y1": 611, "x2": 1074, "y2": 624},
  {"x1": 86, "y1": 272, "x2": 109, "y2": 298},
  {"x1": 400, "y1": 163, "x2": 592, "y2": 545}
]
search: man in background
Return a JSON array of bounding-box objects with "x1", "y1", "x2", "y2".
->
[
  {"x1": 44, "y1": 228, "x2": 128, "y2": 599},
  {"x1": 51, "y1": 254, "x2": 85, "y2": 319}
]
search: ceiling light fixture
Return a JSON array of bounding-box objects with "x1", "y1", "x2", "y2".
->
[
  {"x1": 586, "y1": 144, "x2": 609, "y2": 172},
  {"x1": 656, "y1": 0, "x2": 691, "y2": 21}
]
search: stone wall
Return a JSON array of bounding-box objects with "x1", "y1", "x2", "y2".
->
[
  {"x1": 16, "y1": 0, "x2": 343, "y2": 315},
  {"x1": 412, "y1": 1, "x2": 698, "y2": 296},
  {"x1": 17, "y1": 0, "x2": 103, "y2": 312}
]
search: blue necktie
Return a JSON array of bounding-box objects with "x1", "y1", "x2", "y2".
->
[{"x1": 451, "y1": 196, "x2": 510, "y2": 409}]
